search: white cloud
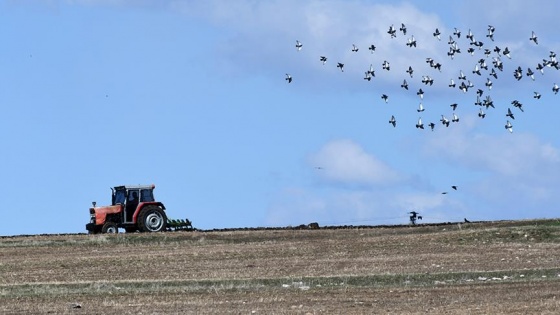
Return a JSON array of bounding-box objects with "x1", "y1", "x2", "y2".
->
[
  {"x1": 422, "y1": 123, "x2": 560, "y2": 180},
  {"x1": 309, "y1": 139, "x2": 402, "y2": 187}
]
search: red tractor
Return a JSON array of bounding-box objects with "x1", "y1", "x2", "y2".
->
[{"x1": 86, "y1": 184, "x2": 168, "y2": 234}]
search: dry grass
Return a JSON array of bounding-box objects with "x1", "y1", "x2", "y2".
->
[{"x1": 1, "y1": 219, "x2": 560, "y2": 314}]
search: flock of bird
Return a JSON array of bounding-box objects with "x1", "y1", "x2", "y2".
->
[{"x1": 286, "y1": 24, "x2": 560, "y2": 133}]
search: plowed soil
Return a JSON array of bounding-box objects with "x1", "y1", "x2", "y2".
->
[{"x1": 1, "y1": 219, "x2": 560, "y2": 314}]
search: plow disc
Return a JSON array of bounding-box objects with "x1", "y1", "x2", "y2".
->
[{"x1": 166, "y1": 218, "x2": 194, "y2": 231}]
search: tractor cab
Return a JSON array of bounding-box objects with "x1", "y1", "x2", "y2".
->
[{"x1": 112, "y1": 185, "x2": 155, "y2": 223}]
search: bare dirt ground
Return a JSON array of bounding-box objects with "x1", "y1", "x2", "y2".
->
[{"x1": 1, "y1": 219, "x2": 560, "y2": 314}]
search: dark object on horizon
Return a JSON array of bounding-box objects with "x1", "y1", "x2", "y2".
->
[
  {"x1": 464, "y1": 218, "x2": 471, "y2": 223},
  {"x1": 409, "y1": 211, "x2": 422, "y2": 225},
  {"x1": 308, "y1": 222, "x2": 320, "y2": 229}
]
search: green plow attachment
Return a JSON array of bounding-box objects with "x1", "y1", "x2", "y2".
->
[{"x1": 166, "y1": 218, "x2": 194, "y2": 231}]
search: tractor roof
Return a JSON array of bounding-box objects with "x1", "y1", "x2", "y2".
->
[{"x1": 114, "y1": 184, "x2": 156, "y2": 191}]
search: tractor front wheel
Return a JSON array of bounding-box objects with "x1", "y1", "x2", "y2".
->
[
  {"x1": 137, "y1": 206, "x2": 167, "y2": 233},
  {"x1": 102, "y1": 222, "x2": 119, "y2": 234}
]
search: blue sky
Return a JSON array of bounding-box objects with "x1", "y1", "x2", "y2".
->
[{"x1": 1, "y1": 0, "x2": 560, "y2": 235}]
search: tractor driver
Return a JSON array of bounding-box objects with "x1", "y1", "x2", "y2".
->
[
  {"x1": 126, "y1": 191, "x2": 139, "y2": 222},
  {"x1": 130, "y1": 191, "x2": 138, "y2": 203}
]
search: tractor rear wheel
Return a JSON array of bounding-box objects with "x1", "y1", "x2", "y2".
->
[
  {"x1": 102, "y1": 222, "x2": 119, "y2": 234},
  {"x1": 137, "y1": 205, "x2": 167, "y2": 232}
]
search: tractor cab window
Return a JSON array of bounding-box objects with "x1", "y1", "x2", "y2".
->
[
  {"x1": 140, "y1": 189, "x2": 154, "y2": 202},
  {"x1": 113, "y1": 190, "x2": 126, "y2": 205}
]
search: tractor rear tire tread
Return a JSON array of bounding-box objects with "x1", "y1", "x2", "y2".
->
[{"x1": 137, "y1": 205, "x2": 167, "y2": 233}]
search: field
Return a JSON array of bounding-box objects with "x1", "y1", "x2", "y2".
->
[{"x1": 1, "y1": 220, "x2": 560, "y2": 314}]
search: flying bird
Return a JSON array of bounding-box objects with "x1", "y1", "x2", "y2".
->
[
  {"x1": 382, "y1": 60, "x2": 390, "y2": 71},
  {"x1": 351, "y1": 44, "x2": 359, "y2": 52},
  {"x1": 319, "y1": 56, "x2": 327, "y2": 65},
  {"x1": 401, "y1": 79, "x2": 409, "y2": 90},
  {"x1": 485, "y1": 78, "x2": 493, "y2": 90},
  {"x1": 553, "y1": 83, "x2": 559, "y2": 94},
  {"x1": 417, "y1": 88, "x2": 424, "y2": 99},
  {"x1": 428, "y1": 122, "x2": 435, "y2": 131},
  {"x1": 452, "y1": 113, "x2": 459, "y2": 123},
  {"x1": 406, "y1": 35, "x2": 417, "y2": 47},
  {"x1": 514, "y1": 66, "x2": 523, "y2": 81},
  {"x1": 527, "y1": 68, "x2": 535, "y2": 80},
  {"x1": 479, "y1": 58, "x2": 488, "y2": 70},
  {"x1": 337, "y1": 62, "x2": 344, "y2": 72},
  {"x1": 367, "y1": 64, "x2": 375, "y2": 76},
  {"x1": 534, "y1": 91, "x2": 541, "y2": 99},
  {"x1": 449, "y1": 79, "x2": 456, "y2": 88},
  {"x1": 368, "y1": 44, "x2": 376, "y2": 53},
  {"x1": 486, "y1": 25, "x2": 495, "y2": 41},
  {"x1": 530, "y1": 31, "x2": 538, "y2": 45},
  {"x1": 388, "y1": 24, "x2": 397, "y2": 38},
  {"x1": 458, "y1": 70, "x2": 466, "y2": 80},
  {"x1": 478, "y1": 108, "x2": 486, "y2": 118},
  {"x1": 433, "y1": 28, "x2": 441, "y2": 40},
  {"x1": 285, "y1": 74, "x2": 292, "y2": 83},
  {"x1": 453, "y1": 27, "x2": 461, "y2": 38},
  {"x1": 447, "y1": 47, "x2": 456, "y2": 59},
  {"x1": 440, "y1": 115, "x2": 450, "y2": 127},
  {"x1": 381, "y1": 94, "x2": 389, "y2": 103},
  {"x1": 466, "y1": 28, "x2": 474, "y2": 41},
  {"x1": 416, "y1": 117, "x2": 424, "y2": 129},
  {"x1": 448, "y1": 35, "x2": 456, "y2": 45},
  {"x1": 389, "y1": 115, "x2": 396, "y2": 127},
  {"x1": 406, "y1": 66, "x2": 414, "y2": 78},
  {"x1": 506, "y1": 108, "x2": 515, "y2": 120},
  {"x1": 493, "y1": 57, "x2": 503, "y2": 70},
  {"x1": 459, "y1": 81, "x2": 468, "y2": 93},
  {"x1": 511, "y1": 100, "x2": 524, "y2": 112},
  {"x1": 452, "y1": 185, "x2": 458, "y2": 190},
  {"x1": 475, "y1": 95, "x2": 482, "y2": 106},
  {"x1": 503, "y1": 47, "x2": 511, "y2": 59},
  {"x1": 505, "y1": 120, "x2": 513, "y2": 133},
  {"x1": 450, "y1": 103, "x2": 458, "y2": 111},
  {"x1": 484, "y1": 95, "x2": 494, "y2": 108},
  {"x1": 473, "y1": 40, "x2": 484, "y2": 49},
  {"x1": 473, "y1": 64, "x2": 481, "y2": 76},
  {"x1": 417, "y1": 102, "x2": 425, "y2": 112},
  {"x1": 400, "y1": 23, "x2": 407, "y2": 35},
  {"x1": 295, "y1": 40, "x2": 302, "y2": 51}
]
